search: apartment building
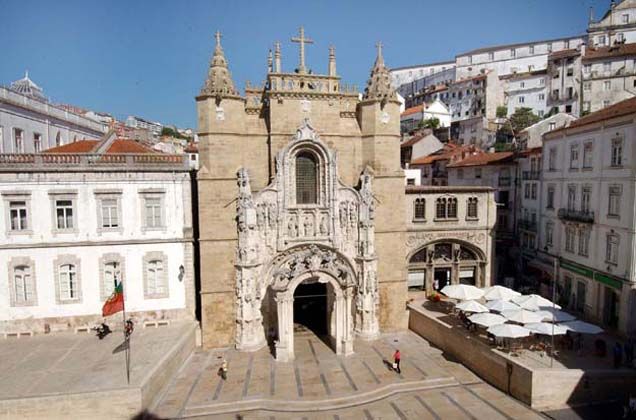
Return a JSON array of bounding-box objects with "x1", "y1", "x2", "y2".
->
[{"x1": 537, "y1": 97, "x2": 636, "y2": 335}]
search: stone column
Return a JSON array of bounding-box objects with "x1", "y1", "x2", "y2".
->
[
  {"x1": 275, "y1": 293, "x2": 294, "y2": 362},
  {"x1": 334, "y1": 294, "x2": 344, "y2": 355},
  {"x1": 342, "y1": 287, "x2": 354, "y2": 356}
]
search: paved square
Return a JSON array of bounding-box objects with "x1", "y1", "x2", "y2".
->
[{"x1": 153, "y1": 330, "x2": 543, "y2": 419}]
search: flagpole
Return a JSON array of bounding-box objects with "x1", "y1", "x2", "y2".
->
[{"x1": 122, "y1": 272, "x2": 130, "y2": 385}]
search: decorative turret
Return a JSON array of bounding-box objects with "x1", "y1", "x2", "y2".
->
[
  {"x1": 11, "y1": 71, "x2": 46, "y2": 101},
  {"x1": 328, "y1": 46, "x2": 337, "y2": 77},
  {"x1": 200, "y1": 31, "x2": 240, "y2": 98},
  {"x1": 274, "y1": 41, "x2": 282, "y2": 73},
  {"x1": 362, "y1": 42, "x2": 396, "y2": 103},
  {"x1": 267, "y1": 49, "x2": 273, "y2": 73}
]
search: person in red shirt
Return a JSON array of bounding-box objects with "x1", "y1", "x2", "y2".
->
[{"x1": 393, "y1": 349, "x2": 401, "y2": 374}]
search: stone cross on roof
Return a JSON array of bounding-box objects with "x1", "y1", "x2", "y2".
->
[
  {"x1": 215, "y1": 31, "x2": 222, "y2": 47},
  {"x1": 291, "y1": 26, "x2": 313, "y2": 74}
]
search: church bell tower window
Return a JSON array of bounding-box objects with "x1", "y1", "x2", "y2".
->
[{"x1": 295, "y1": 152, "x2": 318, "y2": 204}]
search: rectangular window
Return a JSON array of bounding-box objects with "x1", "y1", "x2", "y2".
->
[
  {"x1": 603, "y1": 100, "x2": 611, "y2": 108},
  {"x1": 145, "y1": 197, "x2": 163, "y2": 228},
  {"x1": 510, "y1": 48, "x2": 516, "y2": 58},
  {"x1": 59, "y1": 264, "x2": 79, "y2": 301},
  {"x1": 538, "y1": 93, "x2": 545, "y2": 100},
  {"x1": 467, "y1": 197, "x2": 478, "y2": 219},
  {"x1": 457, "y1": 168, "x2": 464, "y2": 179},
  {"x1": 567, "y1": 67, "x2": 574, "y2": 76},
  {"x1": 608, "y1": 185, "x2": 621, "y2": 217},
  {"x1": 518, "y1": 96, "x2": 525, "y2": 103},
  {"x1": 598, "y1": 35, "x2": 606, "y2": 46},
  {"x1": 604, "y1": 80, "x2": 611, "y2": 91},
  {"x1": 604, "y1": 62, "x2": 611, "y2": 73},
  {"x1": 567, "y1": 185, "x2": 576, "y2": 211},
  {"x1": 475, "y1": 168, "x2": 482, "y2": 179},
  {"x1": 413, "y1": 198, "x2": 425, "y2": 220},
  {"x1": 606, "y1": 234, "x2": 619, "y2": 264},
  {"x1": 623, "y1": 14, "x2": 629, "y2": 24},
  {"x1": 55, "y1": 200, "x2": 74, "y2": 229},
  {"x1": 583, "y1": 101, "x2": 591, "y2": 112},
  {"x1": 545, "y1": 222, "x2": 553, "y2": 246},
  {"x1": 9, "y1": 201, "x2": 28, "y2": 231},
  {"x1": 13, "y1": 128, "x2": 23, "y2": 153},
  {"x1": 578, "y1": 228, "x2": 590, "y2": 257},
  {"x1": 488, "y1": 52, "x2": 494, "y2": 60},
  {"x1": 581, "y1": 187, "x2": 591, "y2": 213},
  {"x1": 548, "y1": 148, "x2": 557, "y2": 170},
  {"x1": 524, "y1": 184, "x2": 530, "y2": 199},
  {"x1": 13, "y1": 265, "x2": 32, "y2": 304},
  {"x1": 583, "y1": 64, "x2": 591, "y2": 74},
  {"x1": 531, "y1": 183, "x2": 537, "y2": 200},
  {"x1": 583, "y1": 82, "x2": 591, "y2": 91},
  {"x1": 570, "y1": 144, "x2": 579, "y2": 169},
  {"x1": 547, "y1": 185, "x2": 555, "y2": 209},
  {"x1": 611, "y1": 138, "x2": 623, "y2": 167},
  {"x1": 529, "y1": 45, "x2": 534, "y2": 54},
  {"x1": 583, "y1": 142, "x2": 593, "y2": 168},
  {"x1": 33, "y1": 133, "x2": 42, "y2": 153},
  {"x1": 101, "y1": 199, "x2": 119, "y2": 228},
  {"x1": 565, "y1": 226, "x2": 576, "y2": 253}
]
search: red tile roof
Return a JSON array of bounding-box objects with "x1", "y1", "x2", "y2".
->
[
  {"x1": 106, "y1": 139, "x2": 155, "y2": 154},
  {"x1": 548, "y1": 48, "x2": 580, "y2": 60},
  {"x1": 447, "y1": 151, "x2": 514, "y2": 168},
  {"x1": 410, "y1": 143, "x2": 475, "y2": 165},
  {"x1": 548, "y1": 97, "x2": 636, "y2": 135},
  {"x1": 43, "y1": 140, "x2": 98, "y2": 153},
  {"x1": 401, "y1": 105, "x2": 424, "y2": 117},
  {"x1": 43, "y1": 139, "x2": 156, "y2": 154},
  {"x1": 583, "y1": 43, "x2": 636, "y2": 62}
]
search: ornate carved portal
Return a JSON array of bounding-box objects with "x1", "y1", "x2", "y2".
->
[{"x1": 235, "y1": 120, "x2": 379, "y2": 361}]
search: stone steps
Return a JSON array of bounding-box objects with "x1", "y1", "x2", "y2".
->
[{"x1": 181, "y1": 376, "x2": 459, "y2": 417}]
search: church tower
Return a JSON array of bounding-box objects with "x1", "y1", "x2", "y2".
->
[{"x1": 197, "y1": 29, "x2": 407, "y2": 357}]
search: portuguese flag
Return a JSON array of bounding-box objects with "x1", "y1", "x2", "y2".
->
[{"x1": 102, "y1": 280, "x2": 124, "y2": 317}]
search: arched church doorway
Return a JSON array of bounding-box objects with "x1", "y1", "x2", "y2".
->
[{"x1": 293, "y1": 280, "x2": 328, "y2": 336}]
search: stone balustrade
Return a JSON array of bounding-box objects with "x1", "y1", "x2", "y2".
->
[{"x1": 0, "y1": 152, "x2": 189, "y2": 171}]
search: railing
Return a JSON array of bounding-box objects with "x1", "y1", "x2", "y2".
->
[
  {"x1": 0, "y1": 153, "x2": 189, "y2": 171},
  {"x1": 498, "y1": 177, "x2": 511, "y2": 186},
  {"x1": 522, "y1": 171, "x2": 540, "y2": 180},
  {"x1": 557, "y1": 208, "x2": 595, "y2": 224},
  {"x1": 518, "y1": 219, "x2": 538, "y2": 232}
]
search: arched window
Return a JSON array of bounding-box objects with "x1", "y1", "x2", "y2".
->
[
  {"x1": 447, "y1": 197, "x2": 458, "y2": 218},
  {"x1": 436, "y1": 198, "x2": 447, "y2": 218},
  {"x1": 296, "y1": 152, "x2": 318, "y2": 204},
  {"x1": 55, "y1": 132, "x2": 62, "y2": 146},
  {"x1": 414, "y1": 198, "x2": 426, "y2": 220},
  {"x1": 467, "y1": 197, "x2": 478, "y2": 219}
]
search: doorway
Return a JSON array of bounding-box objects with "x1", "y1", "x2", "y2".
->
[
  {"x1": 434, "y1": 268, "x2": 451, "y2": 291},
  {"x1": 603, "y1": 287, "x2": 619, "y2": 328},
  {"x1": 293, "y1": 281, "x2": 328, "y2": 336}
]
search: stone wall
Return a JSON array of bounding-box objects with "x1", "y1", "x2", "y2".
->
[{"x1": 408, "y1": 303, "x2": 636, "y2": 410}]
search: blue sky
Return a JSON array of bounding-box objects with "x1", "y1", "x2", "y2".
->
[{"x1": 1, "y1": 0, "x2": 611, "y2": 128}]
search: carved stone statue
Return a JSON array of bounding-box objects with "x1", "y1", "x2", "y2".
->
[
  {"x1": 287, "y1": 215, "x2": 298, "y2": 237},
  {"x1": 303, "y1": 214, "x2": 314, "y2": 237},
  {"x1": 319, "y1": 214, "x2": 329, "y2": 235}
]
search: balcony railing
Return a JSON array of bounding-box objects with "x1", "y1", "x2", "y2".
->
[
  {"x1": 0, "y1": 153, "x2": 189, "y2": 171},
  {"x1": 522, "y1": 171, "x2": 540, "y2": 180},
  {"x1": 498, "y1": 177, "x2": 511, "y2": 186},
  {"x1": 518, "y1": 219, "x2": 538, "y2": 232},
  {"x1": 557, "y1": 208, "x2": 595, "y2": 224}
]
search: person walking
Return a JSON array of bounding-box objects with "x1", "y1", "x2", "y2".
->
[
  {"x1": 614, "y1": 342, "x2": 623, "y2": 369},
  {"x1": 219, "y1": 359, "x2": 228, "y2": 380},
  {"x1": 393, "y1": 349, "x2": 401, "y2": 374}
]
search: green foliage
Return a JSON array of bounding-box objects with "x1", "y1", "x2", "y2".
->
[
  {"x1": 419, "y1": 117, "x2": 440, "y2": 130},
  {"x1": 161, "y1": 127, "x2": 189, "y2": 139},
  {"x1": 496, "y1": 106, "x2": 508, "y2": 118}
]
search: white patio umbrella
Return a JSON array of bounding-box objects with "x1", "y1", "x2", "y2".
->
[
  {"x1": 524, "y1": 322, "x2": 569, "y2": 336},
  {"x1": 483, "y1": 285, "x2": 522, "y2": 301},
  {"x1": 456, "y1": 300, "x2": 489, "y2": 313},
  {"x1": 535, "y1": 308, "x2": 576, "y2": 323},
  {"x1": 486, "y1": 299, "x2": 521, "y2": 313},
  {"x1": 561, "y1": 320, "x2": 604, "y2": 334},
  {"x1": 512, "y1": 294, "x2": 562, "y2": 311},
  {"x1": 501, "y1": 309, "x2": 544, "y2": 324},
  {"x1": 487, "y1": 324, "x2": 531, "y2": 338},
  {"x1": 469, "y1": 313, "x2": 506, "y2": 328},
  {"x1": 441, "y1": 284, "x2": 484, "y2": 301}
]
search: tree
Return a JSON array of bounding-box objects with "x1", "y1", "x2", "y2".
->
[
  {"x1": 419, "y1": 117, "x2": 440, "y2": 130},
  {"x1": 496, "y1": 106, "x2": 508, "y2": 118},
  {"x1": 497, "y1": 107, "x2": 541, "y2": 142}
]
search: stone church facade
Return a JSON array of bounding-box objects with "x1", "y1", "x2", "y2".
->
[{"x1": 196, "y1": 30, "x2": 407, "y2": 360}]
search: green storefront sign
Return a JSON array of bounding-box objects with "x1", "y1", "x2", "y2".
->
[{"x1": 560, "y1": 260, "x2": 622, "y2": 290}]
